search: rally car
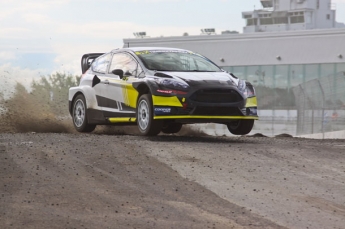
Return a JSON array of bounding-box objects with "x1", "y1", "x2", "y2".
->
[{"x1": 68, "y1": 47, "x2": 258, "y2": 136}]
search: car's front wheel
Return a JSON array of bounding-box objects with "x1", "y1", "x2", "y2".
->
[
  {"x1": 227, "y1": 119, "x2": 254, "y2": 135},
  {"x1": 137, "y1": 94, "x2": 162, "y2": 136},
  {"x1": 72, "y1": 94, "x2": 96, "y2": 132}
]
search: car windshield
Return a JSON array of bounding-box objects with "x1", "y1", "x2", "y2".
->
[{"x1": 135, "y1": 50, "x2": 221, "y2": 72}]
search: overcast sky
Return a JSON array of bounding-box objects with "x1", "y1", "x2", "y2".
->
[{"x1": 1, "y1": 0, "x2": 345, "y2": 93}]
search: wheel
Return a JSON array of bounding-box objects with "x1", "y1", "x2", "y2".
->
[
  {"x1": 72, "y1": 94, "x2": 96, "y2": 132},
  {"x1": 161, "y1": 123, "x2": 183, "y2": 134},
  {"x1": 137, "y1": 94, "x2": 162, "y2": 136},
  {"x1": 227, "y1": 119, "x2": 254, "y2": 135}
]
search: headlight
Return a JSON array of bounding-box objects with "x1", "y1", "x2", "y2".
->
[
  {"x1": 238, "y1": 80, "x2": 246, "y2": 92},
  {"x1": 246, "y1": 84, "x2": 256, "y2": 97},
  {"x1": 156, "y1": 78, "x2": 189, "y2": 91},
  {"x1": 238, "y1": 80, "x2": 255, "y2": 98}
]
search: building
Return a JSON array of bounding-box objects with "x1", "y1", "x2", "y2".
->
[
  {"x1": 123, "y1": 0, "x2": 345, "y2": 138},
  {"x1": 243, "y1": 0, "x2": 345, "y2": 33}
]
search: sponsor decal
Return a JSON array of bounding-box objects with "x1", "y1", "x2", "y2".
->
[
  {"x1": 174, "y1": 91, "x2": 188, "y2": 95},
  {"x1": 157, "y1": 89, "x2": 188, "y2": 95},
  {"x1": 157, "y1": 89, "x2": 173, "y2": 94},
  {"x1": 135, "y1": 51, "x2": 150, "y2": 55},
  {"x1": 154, "y1": 107, "x2": 171, "y2": 114},
  {"x1": 135, "y1": 50, "x2": 199, "y2": 56}
]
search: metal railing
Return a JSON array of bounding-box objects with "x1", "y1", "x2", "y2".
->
[{"x1": 292, "y1": 71, "x2": 345, "y2": 137}]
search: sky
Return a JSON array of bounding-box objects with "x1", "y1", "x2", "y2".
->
[{"x1": 1, "y1": 0, "x2": 345, "y2": 94}]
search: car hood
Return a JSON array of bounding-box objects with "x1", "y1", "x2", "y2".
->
[{"x1": 159, "y1": 71, "x2": 240, "y2": 87}]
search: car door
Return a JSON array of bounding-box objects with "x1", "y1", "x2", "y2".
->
[
  {"x1": 90, "y1": 53, "x2": 112, "y2": 112},
  {"x1": 101, "y1": 52, "x2": 142, "y2": 118}
]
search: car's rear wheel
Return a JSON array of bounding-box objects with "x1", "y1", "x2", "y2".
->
[
  {"x1": 137, "y1": 94, "x2": 162, "y2": 136},
  {"x1": 161, "y1": 123, "x2": 183, "y2": 134},
  {"x1": 72, "y1": 94, "x2": 96, "y2": 132},
  {"x1": 227, "y1": 119, "x2": 254, "y2": 135}
]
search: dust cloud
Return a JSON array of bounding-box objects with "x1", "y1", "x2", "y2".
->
[
  {"x1": 0, "y1": 87, "x2": 74, "y2": 133},
  {"x1": 0, "y1": 85, "x2": 208, "y2": 136}
]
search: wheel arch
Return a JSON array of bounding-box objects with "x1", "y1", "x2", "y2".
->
[
  {"x1": 133, "y1": 82, "x2": 153, "y2": 100},
  {"x1": 69, "y1": 86, "x2": 98, "y2": 115},
  {"x1": 69, "y1": 91, "x2": 84, "y2": 115}
]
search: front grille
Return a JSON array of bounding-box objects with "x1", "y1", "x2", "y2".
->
[
  {"x1": 176, "y1": 107, "x2": 193, "y2": 115},
  {"x1": 192, "y1": 107, "x2": 243, "y2": 116},
  {"x1": 190, "y1": 89, "x2": 242, "y2": 103}
]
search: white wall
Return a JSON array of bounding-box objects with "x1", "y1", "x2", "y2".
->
[
  {"x1": 123, "y1": 28, "x2": 345, "y2": 67},
  {"x1": 278, "y1": 0, "x2": 291, "y2": 10}
]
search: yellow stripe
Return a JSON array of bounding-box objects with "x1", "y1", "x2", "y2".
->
[
  {"x1": 108, "y1": 117, "x2": 137, "y2": 123},
  {"x1": 106, "y1": 78, "x2": 139, "y2": 108},
  {"x1": 122, "y1": 84, "x2": 139, "y2": 108},
  {"x1": 246, "y1": 97, "x2": 257, "y2": 107},
  {"x1": 152, "y1": 95, "x2": 183, "y2": 107},
  {"x1": 154, "y1": 115, "x2": 258, "y2": 120}
]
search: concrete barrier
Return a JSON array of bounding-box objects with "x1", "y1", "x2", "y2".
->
[{"x1": 297, "y1": 130, "x2": 345, "y2": 139}]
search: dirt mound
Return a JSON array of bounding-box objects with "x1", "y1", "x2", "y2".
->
[{"x1": 275, "y1": 133, "x2": 293, "y2": 138}]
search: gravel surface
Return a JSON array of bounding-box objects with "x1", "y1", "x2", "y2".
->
[
  {"x1": 0, "y1": 132, "x2": 344, "y2": 229},
  {"x1": 1, "y1": 132, "x2": 284, "y2": 229},
  {"x1": 144, "y1": 135, "x2": 345, "y2": 229}
]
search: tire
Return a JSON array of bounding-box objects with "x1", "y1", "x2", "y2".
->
[
  {"x1": 161, "y1": 123, "x2": 183, "y2": 134},
  {"x1": 137, "y1": 94, "x2": 162, "y2": 136},
  {"x1": 227, "y1": 119, "x2": 254, "y2": 135},
  {"x1": 72, "y1": 94, "x2": 96, "y2": 132}
]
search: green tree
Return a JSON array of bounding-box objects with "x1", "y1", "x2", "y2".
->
[{"x1": 31, "y1": 72, "x2": 80, "y2": 115}]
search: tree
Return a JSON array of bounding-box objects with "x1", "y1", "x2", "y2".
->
[
  {"x1": 31, "y1": 72, "x2": 80, "y2": 115},
  {"x1": 0, "y1": 72, "x2": 80, "y2": 133}
]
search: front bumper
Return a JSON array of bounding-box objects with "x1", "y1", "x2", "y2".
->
[{"x1": 152, "y1": 94, "x2": 258, "y2": 122}]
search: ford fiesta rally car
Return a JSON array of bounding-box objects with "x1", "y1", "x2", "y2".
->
[{"x1": 68, "y1": 47, "x2": 258, "y2": 136}]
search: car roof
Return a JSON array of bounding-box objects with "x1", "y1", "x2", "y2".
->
[{"x1": 111, "y1": 47, "x2": 190, "y2": 53}]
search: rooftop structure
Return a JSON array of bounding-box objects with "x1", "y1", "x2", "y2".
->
[{"x1": 243, "y1": 0, "x2": 345, "y2": 33}]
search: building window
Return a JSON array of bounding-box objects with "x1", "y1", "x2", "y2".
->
[
  {"x1": 247, "y1": 18, "x2": 258, "y2": 26},
  {"x1": 274, "y1": 17, "x2": 288, "y2": 24},
  {"x1": 259, "y1": 14, "x2": 271, "y2": 18},
  {"x1": 260, "y1": 18, "x2": 274, "y2": 25},
  {"x1": 327, "y1": 14, "x2": 330, "y2": 20},
  {"x1": 291, "y1": 16, "x2": 305, "y2": 23}
]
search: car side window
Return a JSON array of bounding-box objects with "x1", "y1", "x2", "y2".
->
[
  {"x1": 109, "y1": 53, "x2": 142, "y2": 77},
  {"x1": 92, "y1": 54, "x2": 111, "y2": 74}
]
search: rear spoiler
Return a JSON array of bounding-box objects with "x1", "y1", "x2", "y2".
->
[{"x1": 81, "y1": 53, "x2": 104, "y2": 74}]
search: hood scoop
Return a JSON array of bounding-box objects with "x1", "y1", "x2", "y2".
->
[
  {"x1": 230, "y1": 73, "x2": 238, "y2": 79},
  {"x1": 154, "y1": 72, "x2": 173, "y2": 78}
]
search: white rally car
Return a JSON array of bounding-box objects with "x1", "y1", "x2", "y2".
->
[{"x1": 68, "y1": 47, "x2": 258, "y2": 136}]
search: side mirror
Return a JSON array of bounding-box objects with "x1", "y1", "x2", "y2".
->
[{"x1": 112, "y1": 69, "x2": 124, "y2": 79}]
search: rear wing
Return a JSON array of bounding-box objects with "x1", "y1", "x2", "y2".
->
[{"x1": 81, "y1": 53, "x2": 104, "y2": 74}]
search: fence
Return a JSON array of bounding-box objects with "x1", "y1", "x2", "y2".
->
[{"x1": 292, "y1": 71, "x2": 345, "y2": 137}]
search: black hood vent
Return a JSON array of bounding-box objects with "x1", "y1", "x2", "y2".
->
[{"x1": 154, "y1": 72, "x2": 173, "y2": 78}]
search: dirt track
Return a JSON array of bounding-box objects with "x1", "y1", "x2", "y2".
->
[{"x1": 0, "y1": 131, "x2": 344, "y2": 229}]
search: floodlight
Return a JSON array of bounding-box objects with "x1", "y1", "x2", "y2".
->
[
  {"x1": 201, "y1": 28, "x2": 216, "y2": 35},
  {"x1": 133, "y1": 32, "x2": 147, "y2": 38}
]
